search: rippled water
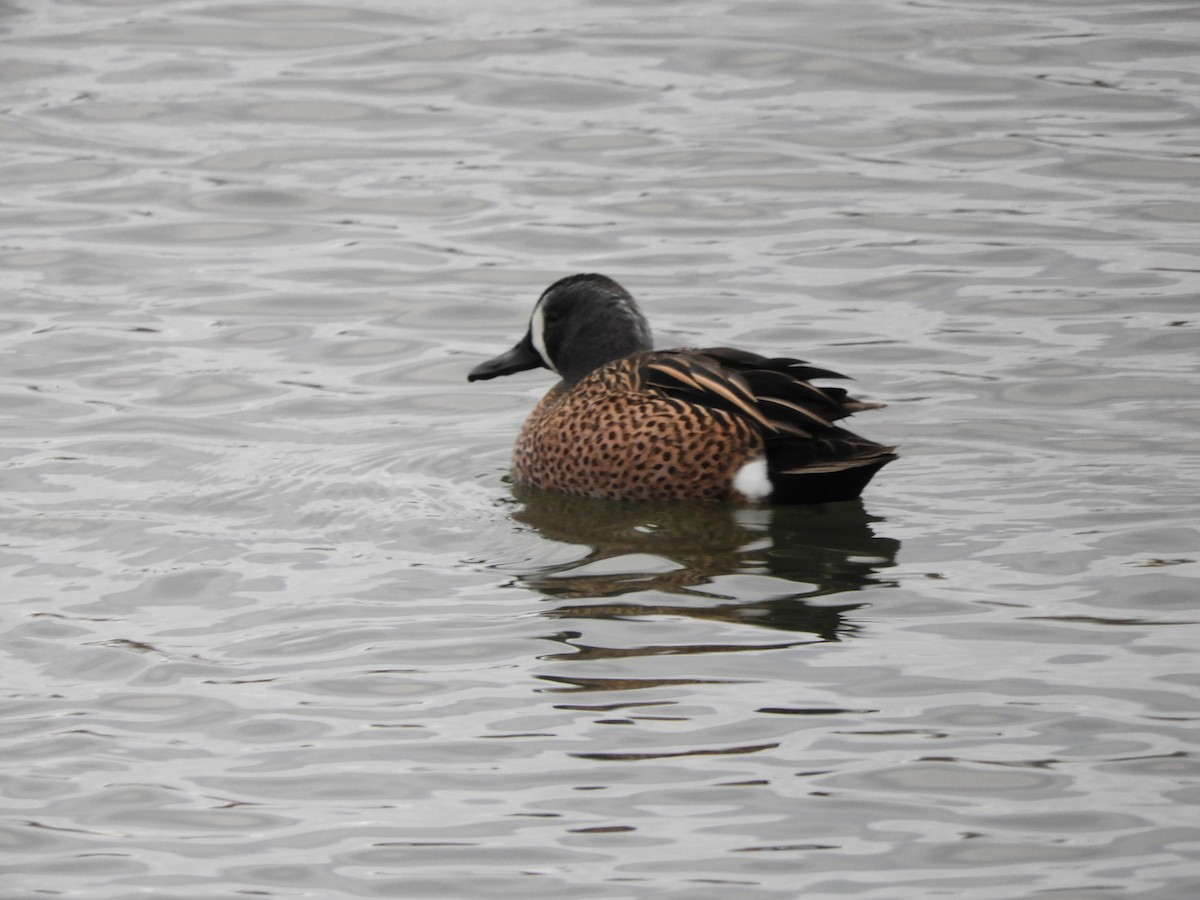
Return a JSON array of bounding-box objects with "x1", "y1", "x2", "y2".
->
[{"x1": 3, "y1": 1, "x2": 1199, "y2": 898}]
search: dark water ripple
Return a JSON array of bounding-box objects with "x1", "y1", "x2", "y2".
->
[{"x1": 2, "y1": 1, "x2": 1199, "y2": 898}]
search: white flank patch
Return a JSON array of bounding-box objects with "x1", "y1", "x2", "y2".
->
[
  {"x1": 733, "y1": 457, "x2": 772, "y2": 502},
  {"x1": 529, "y1": 301, "x2": 557, "y2": 372}
]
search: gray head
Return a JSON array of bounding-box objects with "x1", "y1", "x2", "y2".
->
[{"x1": 467, "y1": 274, "x2": 653, "y2": 386}]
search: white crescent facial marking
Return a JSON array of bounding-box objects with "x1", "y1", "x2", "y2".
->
[
  {"x1": 530, "y1": 300, "x2": 557, "y2": 373},
  {"x1": 733, "y1": 456, "x2": 772, "y2": 502}
]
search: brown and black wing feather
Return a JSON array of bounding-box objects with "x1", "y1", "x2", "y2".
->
[{"x1": 640, "y1": 348, "x2": 896, "y2": 503}]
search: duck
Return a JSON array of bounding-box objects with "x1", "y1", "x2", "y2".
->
[{"x1": 468, "y1": 273, "x2": 896, "y2": 504}]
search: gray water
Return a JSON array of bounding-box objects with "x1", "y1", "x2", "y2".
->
[{"x1": 3, "y1": 1, "x2": 1199, "y2": 898}]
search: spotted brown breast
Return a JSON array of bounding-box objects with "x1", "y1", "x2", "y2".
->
[{"x1": 512, "y1": 352, "x2": 763, "y2": 501}]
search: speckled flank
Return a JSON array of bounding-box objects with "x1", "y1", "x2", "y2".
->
[{"x1": 513, "y1": 353, "x2": 763, "y2": 501}]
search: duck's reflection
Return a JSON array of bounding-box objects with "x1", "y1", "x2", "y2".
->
[{"x1": 508, "y1": 485, "x2": 899, "y2": 642}]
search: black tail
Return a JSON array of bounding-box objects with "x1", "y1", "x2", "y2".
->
[{"x1": 765, "y1": 431, "x2": 897, "y2": 504}]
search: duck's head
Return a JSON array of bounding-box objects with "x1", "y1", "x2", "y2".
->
[{"x1": 468, "y1": 273, "x2": 653, "y2": 386}]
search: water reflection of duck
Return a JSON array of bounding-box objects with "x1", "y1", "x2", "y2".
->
[
  {"x1": 469, "y1": 274, "x2": 895, "y2": 504},
  {"x1": 511, "y1": 485, "x2": 900, "y2": 640}
]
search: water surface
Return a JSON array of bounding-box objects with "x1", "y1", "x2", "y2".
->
[{"x1": 2, "y1": 1, "x2": 1199, "y2": 898}]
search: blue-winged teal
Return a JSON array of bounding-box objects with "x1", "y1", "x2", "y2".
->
[{"x1": 468, "y1": 274, "x2": 896, "y2": 503}]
